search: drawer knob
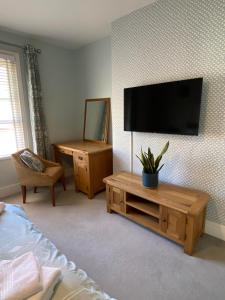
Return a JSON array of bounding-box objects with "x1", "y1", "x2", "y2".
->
[{"x1": 78, "y1": 156, "x2": 83, "y2": 160}]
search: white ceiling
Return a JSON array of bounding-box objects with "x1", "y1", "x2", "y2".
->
[{"x1": 0, "y1": 0, "x2": 156, "y2": 49}]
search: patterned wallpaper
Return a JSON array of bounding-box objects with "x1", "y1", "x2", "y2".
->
[{"x1": 111, "y1": 0, "x2": 225, "y2": 225}]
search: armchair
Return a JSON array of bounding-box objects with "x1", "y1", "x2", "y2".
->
[{"x1": 11, "y1": 149, "x2": 66, "y2": 206}]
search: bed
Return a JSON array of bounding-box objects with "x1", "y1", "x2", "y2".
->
[{"x1": 0, "y1": 204, "x2": 116, "y2": 300}]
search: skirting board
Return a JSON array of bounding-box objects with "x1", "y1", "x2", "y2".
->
[
  {"x1": 0, "y1": 183, "x2": 20, "y2": 198},
  {"x1": 0, "y1": 168, "x2": 73, "y2": 200},
  {"x1": 205, "y1": 220, "x2": 225, "y2": 241}
]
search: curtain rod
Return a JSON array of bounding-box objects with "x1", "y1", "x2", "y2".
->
[{"x1": 0, "y1": 40, "x2": 41, "y2": 53}]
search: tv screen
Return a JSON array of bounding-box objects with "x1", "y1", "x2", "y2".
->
[{"x1": 124, "y1": 78, "x2": 203, "y2": 135}]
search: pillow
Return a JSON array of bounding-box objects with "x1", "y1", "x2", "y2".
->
[{"x1": 20, "y1": 150, "x2": 45, "y2": 172}]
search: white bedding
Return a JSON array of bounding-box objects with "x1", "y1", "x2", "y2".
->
[{"x1": 0, "y1": 204, "x2": 116, "y2": 300}]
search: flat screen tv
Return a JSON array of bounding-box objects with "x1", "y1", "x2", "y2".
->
[{"x1": 124, "y1": 78, "x2": 203, "y2": 135}]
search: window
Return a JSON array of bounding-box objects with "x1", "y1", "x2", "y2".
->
[{"x1": 0, "y1": 51, "x2": 28, "y2": 158}]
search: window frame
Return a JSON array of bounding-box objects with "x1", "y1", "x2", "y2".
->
[{"x1": 0, "y1": 49, "x2": 31, "y2": 160}]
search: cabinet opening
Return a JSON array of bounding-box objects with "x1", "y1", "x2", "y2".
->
[
  {"x1": 126, "y1": 206, "x2": 159, "y2": 230},
  {"x1": 126, "y1": 193, "x2": 160, "y2": 218}
]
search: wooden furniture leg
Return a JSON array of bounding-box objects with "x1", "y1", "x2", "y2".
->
[
  {"x1": 72, "y1": 154, "x2": 79, "y2": 192},
  {"x1": 53, "y1": 146, "x2": 62, "y2": 164},
  {"x1": 87, "y1": 192, "x2": 94, "y2": 199},
  {"x1": 34, "y1": 187, "x2": 37, "y2": 193},
  {"x1": 50, "y1": 185, "x2": 55, "y2": 207},
  {"x1": 184, "y1": 216, "x2": 195, "y2": 255},
  {"x1": 201, "y1": 207, "x2": 206, "y2": 237},
  {"x1": 21, "y1": 185, "x2": 26, "y2": 204},
  {"x1": 87, "y1": 186, "x2": 94, "y2": 199},
  {"x1": 106, "y1": 185, "x2": 112, "y2": 213},
  {"x1": 61, "y1": 175, "x2": 66, "y2": 191}
]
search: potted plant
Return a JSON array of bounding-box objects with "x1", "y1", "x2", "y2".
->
[{"x1": 136, "y1": 141, "x2": 169, "y2": 188}]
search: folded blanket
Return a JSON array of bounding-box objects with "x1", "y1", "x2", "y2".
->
[
  {"x1": 0, "y1": 202, "x2": 5, "y2": 214},
  {"x1": 29, "y1": 267, "x2": 61, "y2": 300},
  {"x1": 0, "y1": 252, "x2": 42, "y2": 300}
]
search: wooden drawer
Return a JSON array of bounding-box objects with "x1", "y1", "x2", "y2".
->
[
  {"x1": 90, "y1": 150, "x2": 112, "y2": 193},
  {"x1": 161, "y1": 207, "x2": 186, "y2": 242},
  {"x1": 74, "y1": 152, "x2": 88, "y2": 164},
  {"x1": 76, "y1": 165, "x2": 89, "y2": 193},
  {"x1": 58, "y1": 148, "x2": 73, "y2": 156},
  {"x1": 109, "y1": 186, "x2": 125, "y2": 213},
  {"x1": 73, "y1": 152, "x2": 89, "y2": 194}
]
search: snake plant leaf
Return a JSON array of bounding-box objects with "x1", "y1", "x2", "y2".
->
[
  {"x1": 145, "y1": 151, "x2": 154, "y2": 169},
  {"x1": 136, "y1": 154, "x2": 145, "y2": 168},
  {"x1": 155, "y1": 141, "x2": 169, "y2": 171},
  {"x1": 154, "y1": 155, "x2": 162, "y2": 171},
  {"x1": 146, "y1": 154, "x2": 154, "y2": 173},
  {"x1": 159, "y1": 141, "x2": 169, "y2": 157},
  {"x1": 147, "y1": 147, "x2": 152, "y2": 159},
  {"x1": 136, "y1": 155, "x2": 142, "y2": 164},
  {"x1": 147, "y1": 151, "x2": 154, "y2": 173},
  {"x1": 157, "y1": 164, "x2": 164, "y2": 173},
  {"x1": 137, "y1": 142, "x2": 169, "y2": 174},
  {"x1": 151, "y1": 155, "x2": 155, "y2": 169},
  {"x1": 148, "y1": 149, "x2": 155, "y2": 170},
  {"x1": 137, "y1": 148, "x2": 154, "y2": 173},
  {"x1": 141, "y1": 149, "x2": 148, "y2": 167},
  {"x1": 138, "y1": 149, "x2": 148, "y2": 170}
]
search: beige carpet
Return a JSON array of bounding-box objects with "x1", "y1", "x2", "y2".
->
[{"x1": 5, "y1": 180, "x2": 225, "y2": 300}]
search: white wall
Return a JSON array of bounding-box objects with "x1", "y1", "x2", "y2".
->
[
  {"x1": 72, "y1": 37, "x2": 112, "y2": 140},
  {"x1": 111, "y1": 0, "x2": 225, "y2": 226},
  {"x1": 73, "y1": 37, "x2": 111, "y2": 99},
  {"x1": 32, "y1": 40, "x2": 79, "y2": 143}
]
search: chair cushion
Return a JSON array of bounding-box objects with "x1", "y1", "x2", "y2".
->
[
  {"x1": 20, "y1": 150, "x2": 45, "y2": 172},
  {"x1": 44, "y1": 166, "x2": 63, "y2": 180}
]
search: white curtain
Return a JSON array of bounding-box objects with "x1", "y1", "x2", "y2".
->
[{"x1": 0, "y1": 52, "x2": 25, "y2": 157}]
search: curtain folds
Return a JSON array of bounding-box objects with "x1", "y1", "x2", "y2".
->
[{"x1": 24, "y1": 44, "x2": 50, "y2": 158}]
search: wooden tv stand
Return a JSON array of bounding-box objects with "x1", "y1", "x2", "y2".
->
[{"x1": 103, "y1": 172, "x2": 209, "y2": 255}]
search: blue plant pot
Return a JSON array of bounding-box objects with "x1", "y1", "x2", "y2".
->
[{"x1": 142, "y1": 171, "x2": 158, "y2": 188}]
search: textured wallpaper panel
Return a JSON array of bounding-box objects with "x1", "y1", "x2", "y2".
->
[{"x1": 112, "y1": 0, "x2": 225, "y2": 224}]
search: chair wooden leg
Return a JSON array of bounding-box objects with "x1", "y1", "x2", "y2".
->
[
  {"x1": 34, "y1": 187, "x2": 37, "y2": 193},
  {"x1": 61, "y1": 175, "x2": 66, "y2": 191},
  {"x1": 50, "y1": 185, "x2": 55, "y2": 207},
  {"x1": 21, "y1": 185, "x2": 26, "y2": 204}
]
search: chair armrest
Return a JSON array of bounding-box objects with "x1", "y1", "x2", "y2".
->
[
  {"x1": 13, "y1": 162, "x2": 52, "y2": 186},
  {"x1": 41, "y1": 158, "x2": 61, "y2": 167}
]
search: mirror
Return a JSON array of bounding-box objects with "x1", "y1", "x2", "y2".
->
[{"x1": 83, "y1": 98, "x2": 110, "y2": 143}]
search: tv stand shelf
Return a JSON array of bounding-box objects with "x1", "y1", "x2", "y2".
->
[
  {"x1": 126, "y1": 195, "x2": 160, "y2": 218},
  {"x1": 103, "y1": 172, "x2": 209, "y2": 255}
]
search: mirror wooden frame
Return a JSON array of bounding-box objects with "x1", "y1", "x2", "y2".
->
[{"x1": 83, "y1": 98, "x2": 110, "y2": 144}]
